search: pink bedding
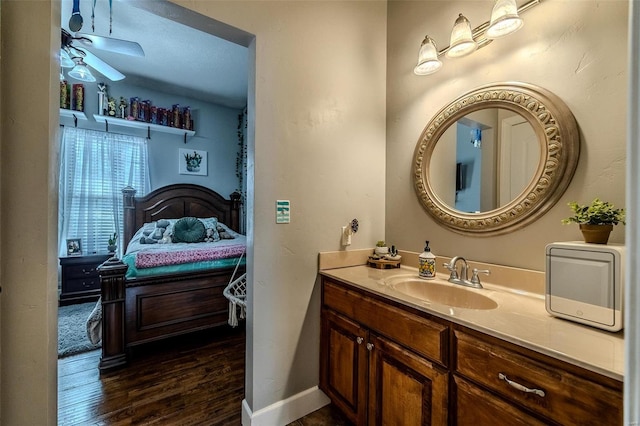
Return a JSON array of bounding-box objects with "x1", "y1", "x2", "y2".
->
[{"x1": 135, "y1": 243, "x2": 246, "y2": 269}]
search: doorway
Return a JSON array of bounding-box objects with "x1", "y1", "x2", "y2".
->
[{"x1": 55, "y1": 1, "x2": 255, "y2": 422}]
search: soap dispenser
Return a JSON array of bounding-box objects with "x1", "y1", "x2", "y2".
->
[{"x1": 418, "y1": 240, "x2": 436, "y2": 280}]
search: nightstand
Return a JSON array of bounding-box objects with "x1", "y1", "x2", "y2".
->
[{"x1": 59, "y1": 253, "x2": 112, "y2": 305}]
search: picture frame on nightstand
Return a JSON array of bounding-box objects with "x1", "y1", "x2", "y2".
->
[{"x1": 66, "y1": 238, "x2": 82, "y2": 256}]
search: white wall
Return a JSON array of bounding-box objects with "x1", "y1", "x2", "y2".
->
[
  {"x1": 386, "y1": 0, "x2": 628, "y2": 271},
  {"x1": 60, "y1": 81, "x2": 244, "y2": 196}
]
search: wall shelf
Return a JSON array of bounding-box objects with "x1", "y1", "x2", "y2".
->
[
  {"x1": 93, "y1": 115, "x2": 196, "y2": 141},
  {"x1": 60, "y1": 109, "x2": 88, "y2": 121}
]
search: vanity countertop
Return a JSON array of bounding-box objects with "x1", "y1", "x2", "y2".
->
[{"x1": 319, "y1": 265, "x2": 624, "y2": 381}]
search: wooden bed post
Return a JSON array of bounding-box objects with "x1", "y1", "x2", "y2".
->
[
  {"x1": 97, "y1": 257, "x2": 128, "y2": 371},
  {"x1": 122, "y1": 186, "x2": 137, "y2": 250},
  {"x1": 230, "y1": 191, "x2": 241, "y2": 233}
]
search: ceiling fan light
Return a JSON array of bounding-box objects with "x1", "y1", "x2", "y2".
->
[
  {"x1": 486, "y1": 0, "x2": 524, "y2": 39},
  {"x1": 60, "y1": 49, "x2": 75, "y2": 68},
  {"x1": 68, "y1": 58, "x2": 96, "y2": 83},
  {"x1": 446, "y1": 13, "x2": 477, "y2": 58},
  {"x1": 414, "y1": 35, "x2": 442, "y2": 75}
]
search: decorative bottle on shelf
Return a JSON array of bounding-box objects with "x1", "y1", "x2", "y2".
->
[{"x1": 418, "y1": 240, "x2": 436, "y2": 280}]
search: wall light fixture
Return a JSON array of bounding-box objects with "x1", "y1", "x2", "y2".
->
[{"x1": 414, "y1": 0, "x2": 542, "y2": 76}]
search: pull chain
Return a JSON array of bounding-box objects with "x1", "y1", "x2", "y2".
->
[{"x1": 91, "y1": 0, "x2": 97, "y2": 32}]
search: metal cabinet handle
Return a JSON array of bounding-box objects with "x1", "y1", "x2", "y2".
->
[
  {"x1": 366, "y1": 343, "x2": 374, "y2": 351},
  {"x1": 498, "y1": 373, "x2": 545, "y2": 397},
  {"x1": 356, "y1": 337, "x2": 363, "y2": 345}
]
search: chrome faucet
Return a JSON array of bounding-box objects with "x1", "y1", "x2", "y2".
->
[{"x1": 443, "y1": 256, "x2": 490, "y2": 289}]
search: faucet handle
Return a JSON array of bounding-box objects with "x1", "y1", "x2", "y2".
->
[
  {"x1": 470, "y1": 268, "x2": 490, "y2": 286},
  {"x1": 443, "y1": 261, "x2": 459, "y2": 279}
]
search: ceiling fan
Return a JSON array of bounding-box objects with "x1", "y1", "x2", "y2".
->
[{"x1": 61, "y1": 28, "x2": 145, "y2": 82}]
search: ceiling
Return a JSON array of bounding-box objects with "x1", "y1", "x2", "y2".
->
[{"x1": 60, "y1": 0, "x2": 249, "y2": 109}]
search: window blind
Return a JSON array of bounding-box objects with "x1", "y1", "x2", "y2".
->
[{"x1": 58, "y1": 127, "x2": 150, "y2": 257}]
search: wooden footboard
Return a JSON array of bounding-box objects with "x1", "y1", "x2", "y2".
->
[
  {"x1": 98, "y1": 259, "x2": 244, "y2": 371},
  {"x1": 125, "y1": 270, "x2": 232, "y2": 346}
]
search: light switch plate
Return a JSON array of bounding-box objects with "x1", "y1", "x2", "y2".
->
[{"x1": 276, "y1": 200, "x2": 290, "y2": 224}]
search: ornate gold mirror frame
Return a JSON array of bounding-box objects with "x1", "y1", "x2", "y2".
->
[{"x1": 413, "y1": 82, "x2": 580, "y2": 236}]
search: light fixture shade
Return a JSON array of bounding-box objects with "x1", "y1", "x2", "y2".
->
[
  {"x1": 414, "y1": 35, "x2": 442, "y2": 75},
  {"x1": 60, "y1": 49, "x2": 75, "y2": 68},
  {"x1": 486, "y1": 0, "x2": 524, "y2": 39},
  {"x1": 68, "y1": 58, "x2": 96, "y2": 82},
  {"x1": 446, "y1": 13, "x2": 477, "y2": 58}
]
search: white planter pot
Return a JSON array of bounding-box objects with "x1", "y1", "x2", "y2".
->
[{"x1": 375, "y1": 246, "x2": 389, "y2": 255}]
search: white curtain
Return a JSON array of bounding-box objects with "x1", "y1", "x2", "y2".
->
[{"x1": 58, "y1": 127, "x2": 150, "y2": 257}]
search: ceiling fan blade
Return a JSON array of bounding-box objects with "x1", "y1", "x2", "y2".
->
[
  {"x1": 75, "y1": 33, "x2": 145, "y2": 57},
  {"x1": 81, "y1": 50, "x2": 125, "y2": 81}
]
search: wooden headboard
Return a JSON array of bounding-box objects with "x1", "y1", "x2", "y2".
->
[{"x1": 122, "y1": 184, "x2": 241, "y2": 249}]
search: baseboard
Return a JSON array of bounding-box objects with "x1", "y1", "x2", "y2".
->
[{"x1": 242, "y1": 386, "x2": 330, "y2": 426}]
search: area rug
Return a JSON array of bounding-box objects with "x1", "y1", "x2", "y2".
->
[{"x1": 58, "y1": 302, "x2": 101, "y2": 358}]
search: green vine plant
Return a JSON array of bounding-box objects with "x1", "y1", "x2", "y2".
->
[{"x1": 236, "y1": 106, "x2": 247, "y2": 201}]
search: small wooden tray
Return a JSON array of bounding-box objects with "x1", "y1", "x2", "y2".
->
[{"x1": 367, "y1": 257, "x2": 401, "y2": 269}]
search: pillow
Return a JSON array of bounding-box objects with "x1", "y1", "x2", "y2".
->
[
  {"x1": 156, "y1": 219, "x2": 171, "y2": 228},
  {"x1": 139, "y1": 220, "x2": 172, "y2": 243},
  {"x1": 200, "y1": 218, "x2": 220, "y2": 241},
  {"x1": 204, "y1": 227, "x2": 220, "y2": 243},
  {"x1": 172, "y1": 217, "x2": 206, "y2": 243},
  {"x1": 199, "y1": 217, "x2": 219, "y2": 229}
]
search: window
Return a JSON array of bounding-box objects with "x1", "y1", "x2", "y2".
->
[{"x1": 58, "y1": 127, "x2": 150, "y2": 256}]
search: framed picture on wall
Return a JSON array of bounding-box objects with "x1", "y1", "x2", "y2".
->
[
  {"x1": 179, "y1": 149, "x2": 208, "y2": 176},
  {"x1": 66, "y1": 238, "x2": 82, "y2": 256}
]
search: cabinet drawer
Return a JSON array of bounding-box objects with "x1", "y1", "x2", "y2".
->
[
  {"x1": 454, "y1": 330, "x2": 622, "y2": 425},
  {"x1": 323, "y1": 279, "x2": 449, "y2": 366},
  {"x1": 65, "y1": 263, "x2": 101, "y2": 279},
  {"x1": 454, "y1": 375, "x2": 547, "y2": 425},
  {"x1": 65, "y1": 277, "x2": 101, "y2": 293}
]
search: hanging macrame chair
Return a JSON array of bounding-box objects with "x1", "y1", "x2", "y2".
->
[{"x1": 223, "y1": 252, "x2": 247, "y2": 327}]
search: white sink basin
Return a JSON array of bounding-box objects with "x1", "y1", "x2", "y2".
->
[{"x1": 385, "y1": 276, "x2": 498, "y2": 310}]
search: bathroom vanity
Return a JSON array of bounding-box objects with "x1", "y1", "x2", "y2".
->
[{"x1": 319, "y1": 265, "x2": 623, "y2": 425}]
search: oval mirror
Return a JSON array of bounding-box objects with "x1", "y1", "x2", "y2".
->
[{"x1": 413, "y1": 82, "x2": 580, "y2": 236}]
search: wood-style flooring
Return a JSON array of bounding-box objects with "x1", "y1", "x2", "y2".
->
[{"x1": 58, "y1": 326, "x2": 351, "y2": 425}]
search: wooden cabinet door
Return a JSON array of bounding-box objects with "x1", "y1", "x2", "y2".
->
[
  {"x1": 320, "y1": 308, "x2": 369, "y2": 425},
  {"x1": 367, "y1": 334, "x2": 448, "y2": 426}
]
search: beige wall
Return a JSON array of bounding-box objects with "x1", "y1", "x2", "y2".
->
[
  {"x1": 118, "y1": 0, "x2": 389, "y2": 417},
  {"x1": 387, "y1": 0, "x2": 628, "y2": 271},
  {"x1": 0, "y1": 1, "x2": 60, "y2": 424}
]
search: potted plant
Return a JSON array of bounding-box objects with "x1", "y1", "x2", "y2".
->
[
  {"x1": 561, "y1": 198, "x2": 625, "y2": 244},
  {"x1": 374, "y1": 240, "x2": 389, "y2": 255},
  {"x1": 107, "y1": 233, "x2": 118, "y2": 253}
]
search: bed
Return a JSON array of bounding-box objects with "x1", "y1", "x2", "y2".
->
[{"x1": 97, "y1": 183, "x2": 245, "y2": 371}]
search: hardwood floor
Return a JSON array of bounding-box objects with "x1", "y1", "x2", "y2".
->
[
  {"x1": 58, "y1": 327, "x2": 246, "y2": 425},
  {"x1": 58, "y1": 326, "x2": 351, "y2": 426}
]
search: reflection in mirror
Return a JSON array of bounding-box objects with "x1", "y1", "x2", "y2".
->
[
  {"x1": 413, "y1": 82, "x2": 580, "y2": 236},
  {"x1": 429, "y1": 108, "x2": 540, "y2": 213}
]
